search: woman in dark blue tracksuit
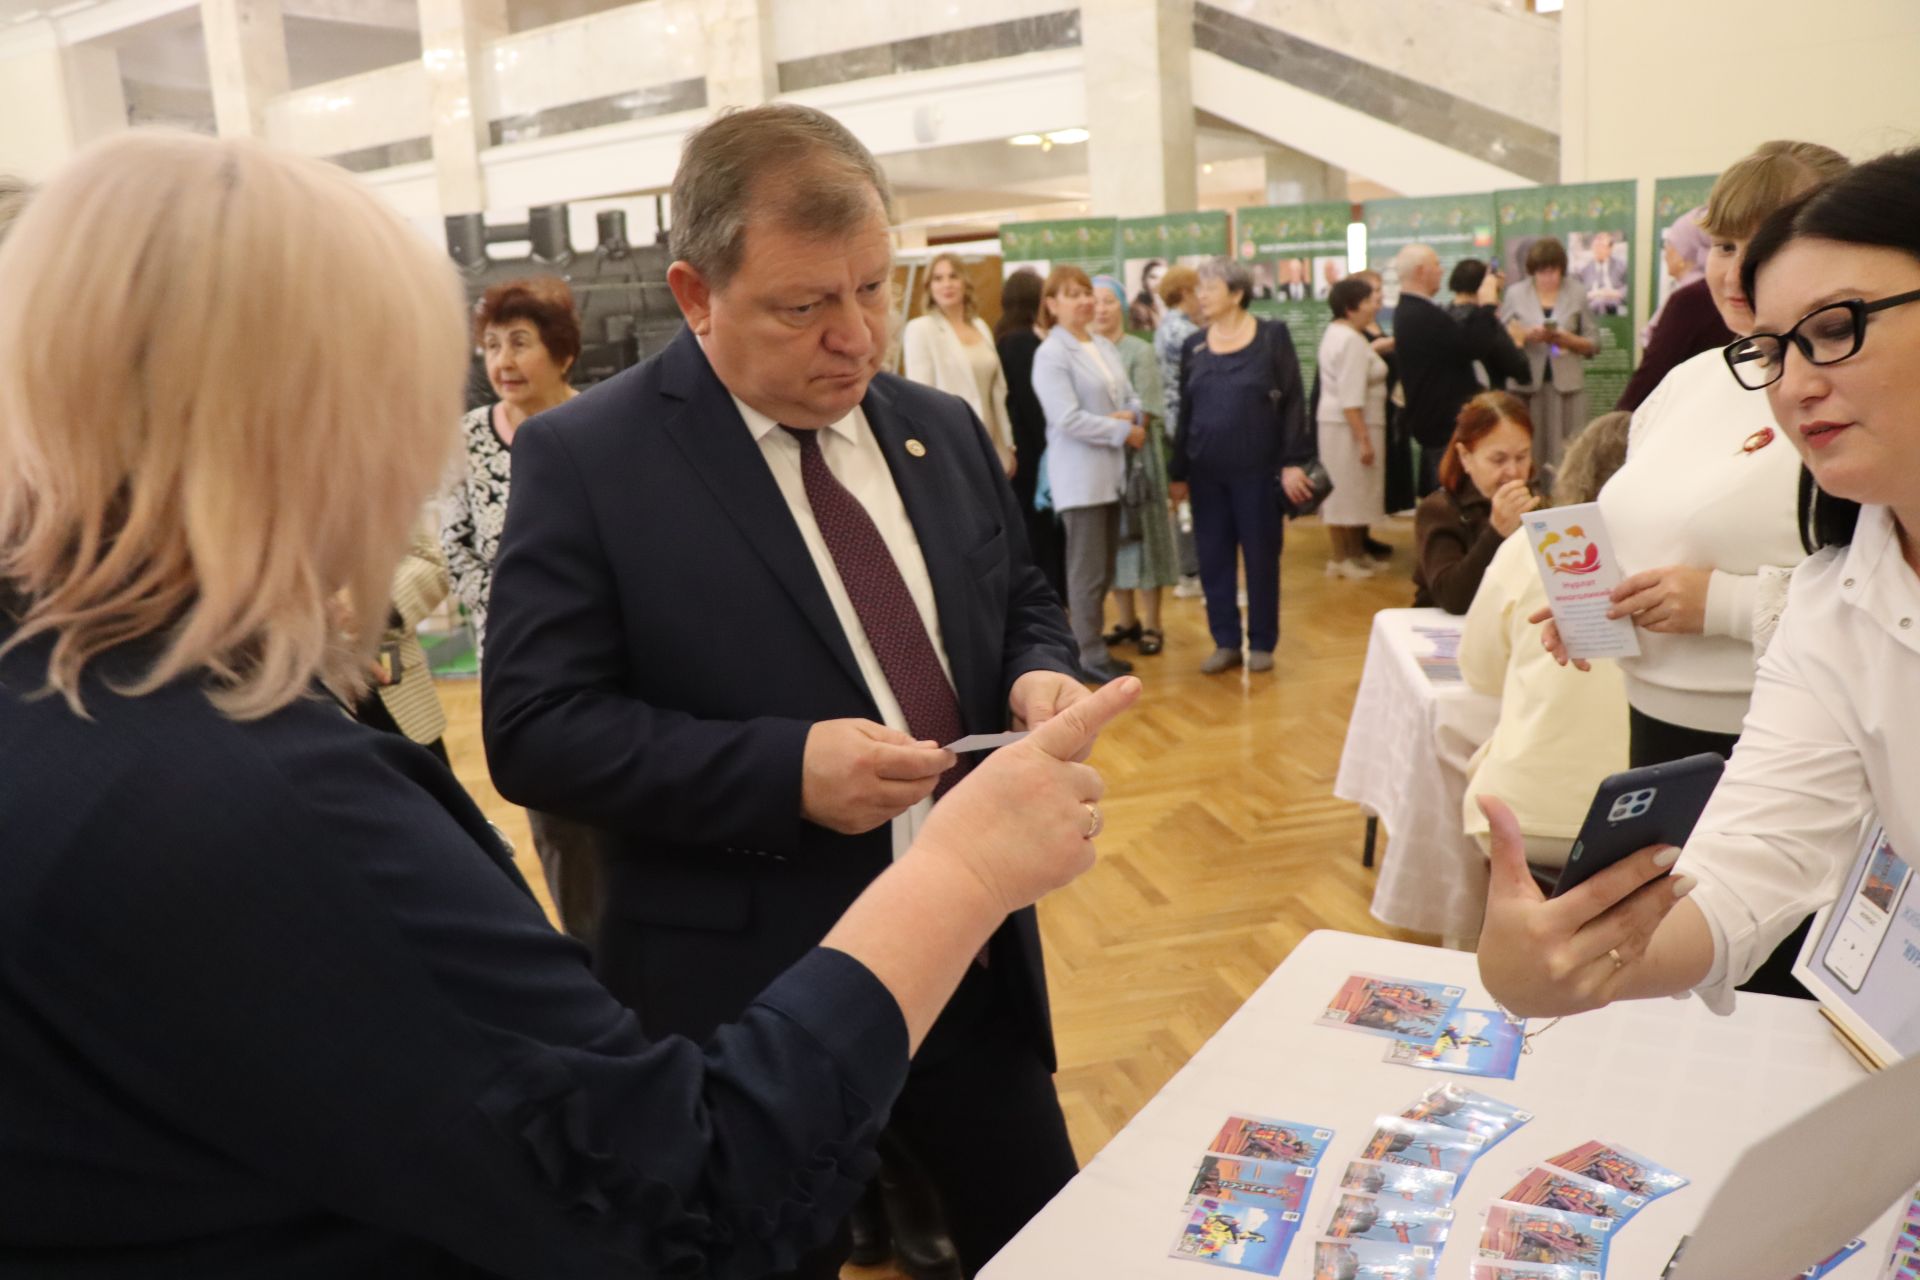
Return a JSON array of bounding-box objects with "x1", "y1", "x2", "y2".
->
[{"x1": 1167, "y1": 258, "x2": 1315, "y2": 676}]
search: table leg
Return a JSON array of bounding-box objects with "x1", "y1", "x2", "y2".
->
[{"x1": 1362, "y1": 815, "x2": 1378, "y2": 869}]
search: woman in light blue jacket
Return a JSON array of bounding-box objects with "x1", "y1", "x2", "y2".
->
[{"x1": 1031, "y1": 264, "x2": 1146, "y2": 684}]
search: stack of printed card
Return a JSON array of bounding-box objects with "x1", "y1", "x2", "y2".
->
[
  {"x1": 1322, "y1": 972, "x2": 1529, "y2": 1084},
  {"x1": 1168, "y1": 1115, "x2": 1335, "y2": 1273},
  {"x1": 1473, "y1": 1141, "x2": 1689, "y2": 1279},
  {"x1": 1882, "y1": 1183, "x2": 1920, "y2": 1278},
  {"x1": 1383, "y1": 1007, "x2": 1529, "y2": 1080},
  {"x1": 1308, "y1": 1083, "x2": 1533, "y2": 1279}
]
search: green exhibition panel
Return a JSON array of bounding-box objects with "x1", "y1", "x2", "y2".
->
[
  {"x1": 1116, "y1": 211, "x2": 1231, "y2": 333},
  {"x1": 1493, "y1": 180, "x2": 1640, "y2": 411},
  {"x1": 998, "y1": 217, "x2": 1122, "y2": 279},
  {"x1": 1234, "y1": 201, "x2": 1353, "y2": 386},
  {"x1": 1363, "y1": 193, "x2": 1498, "y2": 313}
]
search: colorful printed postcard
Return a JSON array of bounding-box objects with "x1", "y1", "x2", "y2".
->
[
  {"x1": 1470, "y1": 1263, "x2": 1600, "y2": 1280},
  {"x1": 1385, "y1": 1009, "x2": 1526, "y2": 1080},
  {"x1": 1796, "y1": 1237, "x2": 1862, "y2": 1278},
  {"x1": 1321, "y1": 974, "x2": 1467, "y2": 1045},
  {"x1": 1360, "y1": 1116, "x2": 1486, "y2": 1178},
  {"x1": 1310, "y1": 1237, "x2": 1438, "y2": 1280},
  {"x1": 1188, "y1": 1155, "x2": 1314, "y2": 1212},
  {"x1": 1543, "y1": 1139, "x2": 1689, "y2": 1201},
  {"x1": 1206, "y1": 1115, "x2": 1336, "y2": 1166},
  {"x1": 1479, "y1": 1201, "x2": 1613, "y2": 1271},
  {"x1": 1503, "y1": 1165, "x2": 1647, "y2": 1223},
  {"x1": 1170, "y1": 1197, "x2": 1299, "y2": 1273},
  {"x1": 1522, "y1": 502, "x2": 1640, "y2": 661},
  {"x1": 1400, "y1": 1084, "x2": 1533, "y2": 1145},
  {"x1": 1324, "y1": 1191, "x2": 1452, "y2": 1246},
  {"x1": 1336, "y1": 1160, "x2": 1458, "y2": 1207}
]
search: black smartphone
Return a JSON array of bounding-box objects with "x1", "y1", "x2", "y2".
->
[{"x1": 1550, "y1": 753, "x2": 1726, "y2": 898}]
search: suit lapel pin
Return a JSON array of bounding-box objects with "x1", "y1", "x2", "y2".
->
[{"x1": 905, "y1": 439, "x2": 928, "y2": 458}]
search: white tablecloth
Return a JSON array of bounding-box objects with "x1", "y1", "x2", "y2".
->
[
  {"x1": 1334, "y1": 608, "x2": 1501, "y2": 940},
  {"x1": 982, "y1": 930, "x2": 1891, "y2": 1279}
]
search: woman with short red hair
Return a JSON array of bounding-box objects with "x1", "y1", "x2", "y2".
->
[{"x1": 1411, "y1": 391, "x2": 1540, "y2": 614}]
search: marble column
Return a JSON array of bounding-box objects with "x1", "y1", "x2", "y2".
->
[
  {"x1": 698, "y1": 0, "x2": 776, "y2": 111},
  {"x1": 1080, "y1": 0, "x2": 1198, "y2": 217},
  {"x1": 0, "y1": 34, "x2": 127, "y2": 177},
  {"x1": 200, "y1": 0, "x2": 291, "y2": 139},
  {"x1": 1263, "y1": 144, "x2": 1346, "y2": 206},
  {"x1": 418, "y1": 0, "x2": 506, "y2": 216}
]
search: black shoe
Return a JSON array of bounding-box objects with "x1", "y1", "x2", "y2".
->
[
  {"x1": 1082, "y1": 656, "x2": 1134, "y2": 685},
  {"x1": 1363, "y1": 535, "x2": 1393, "y2": 561},
  {"x1": 1137, "y1": 627, "x2": 1164, "y2": 655},
  {"x1": 1102, "y1": 620, "x2": 1143, "y2": 647},
  {"x1": 847, "y1": 1179, "x2": 892, "y2": 1268},
  {"x1": 877, "y1": 1141, "x2": 963, "y2": 1280}
]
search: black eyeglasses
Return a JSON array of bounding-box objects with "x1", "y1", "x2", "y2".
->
[{"x1": 1724, "y1": 287, "x2": 1920, "y2": 390}]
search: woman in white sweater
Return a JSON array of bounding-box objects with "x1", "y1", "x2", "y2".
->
[
  {"x1": 1544, "y1": 140, "x2": 1849, "y2": 771},
  {"x1": 1480, "y1": 146, "x2": 1920, "y2": 1024},
  {"x1": 901, "y1": 253, "x2": 1016, "y2": 476}
]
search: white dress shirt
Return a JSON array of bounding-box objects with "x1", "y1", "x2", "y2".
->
[
  {"x1": 1680, "y1": 504, "x2": 1920, "y2": 1012},
  {"x1": 730, "y1": 392, "x2": 953, "y2": 860}
]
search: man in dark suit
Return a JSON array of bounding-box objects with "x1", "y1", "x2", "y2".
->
[
  {"x1": 481, "y1": 104, "x2": 1090, "y2": 1280},
  {"x1": 1391, "y1": 244, "x2": 1531, "y2": 495}
]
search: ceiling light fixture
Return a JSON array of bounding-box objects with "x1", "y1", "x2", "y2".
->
[
  {"x1": 1009, "y1": 134, "x2": 1044, "y2": 147},
  {"x1": 1048, "y1": 127, "x2": 1089, "y2": 145}
]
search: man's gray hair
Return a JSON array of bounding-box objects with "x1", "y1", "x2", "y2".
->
[
  {"x1": 670, "y1": 103, "x2": 894, "y2": 290},
  {"x1": 1197, "y1": 257, "x2": 1255, "y2": 309},
  {"x1": 1393, "y1": 243, "x2": 1439, "y2": 295}
]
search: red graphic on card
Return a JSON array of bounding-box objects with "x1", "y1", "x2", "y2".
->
[{"x1": 1538, "y1": 527, "x2": 1602, "y2": 576}]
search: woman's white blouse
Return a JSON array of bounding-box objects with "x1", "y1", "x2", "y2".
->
[{"x1": 1681, "y1": 504, "x2": 1920, "y2": 1013}]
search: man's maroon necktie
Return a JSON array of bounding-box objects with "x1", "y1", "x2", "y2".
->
[{"x1": 783, "y1": 427, "x2": 965, "y2": 795}]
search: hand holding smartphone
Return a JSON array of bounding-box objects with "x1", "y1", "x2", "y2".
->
[{"x1": 1551, "y1": 753, "x2": 1726, "y2": 898}]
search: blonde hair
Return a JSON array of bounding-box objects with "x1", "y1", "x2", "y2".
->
[
  {"x1": 1553, "y1": 411, "x2": 1632, "y2": 507},
  {"x1": 1703, "y1": 140, "x2": 1849, "y2": 240},
  {"x1": 1158, "y1": 264, "x2": 1199, "y2": 307},
  {"x1": 0, "y1": 132, "x2": 469, "y2": 719},
  {"x1": 922, "y1": 251, "x2": 978, "y2": 322}
]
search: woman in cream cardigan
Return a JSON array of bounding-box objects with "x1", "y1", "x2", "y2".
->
[{"x1": 902, "y1": 253, "x2": 1017, "y2": 476}]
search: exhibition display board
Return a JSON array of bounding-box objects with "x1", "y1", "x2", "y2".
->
[
  {"x1": 1118, "y1": 211, "x2": 1230, "y2": 335},
  {"x1": 1649, "y1": 173, "x2": 1718, "y2": 323},
  {"x1": 999, "y1": 217, "x2": 1122, "y2": 280},
  {"x1": 1234, "y1": 200, "x2": 1352, "y2": 386},
  {"x1": 1363, "y1": 193, "x2": 1497, "y2": 318},
  {"x1": 1492, "y1": 180, "x2": 1640, "y2": 411}
]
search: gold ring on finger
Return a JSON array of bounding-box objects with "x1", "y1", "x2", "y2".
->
[
  {"x1": 1607, "y1": 947, "x2": 1624, "y2": 970},
  {"x1": 1082, "y1": 802, "x2": 1103, "y2": 840}
]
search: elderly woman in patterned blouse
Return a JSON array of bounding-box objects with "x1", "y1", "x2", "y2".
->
[
  {"x1": 439, "y1": 277, "x2": 600, "y2": 940},
  {"x1": 441, "y1": 277, "x2": 581, "y2": 661}
]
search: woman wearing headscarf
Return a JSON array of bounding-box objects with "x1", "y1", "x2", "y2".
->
[
  {"x1": 1616, "y1": 206, "x2": 1734, "y2": 412},
  {"x1": 1090, "y1": 274, "x2": 1179, "y2": 656}
]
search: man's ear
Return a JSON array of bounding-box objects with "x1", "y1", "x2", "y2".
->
[{"x1": 667, "y1": 260, "x2": 714, "y2": 335}]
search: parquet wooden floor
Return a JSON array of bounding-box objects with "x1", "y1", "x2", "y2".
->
[{"x1": 437, "y1": 516, "x2": 1440, "y2": 1280}]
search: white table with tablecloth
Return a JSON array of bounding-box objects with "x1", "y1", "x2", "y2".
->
[
  {"x1": 981, "y1": 930, "x2": 1892, "y2": 1279},
  {"x1": 1334, "y1": 608, "x2": 1501, "y2": 943}
]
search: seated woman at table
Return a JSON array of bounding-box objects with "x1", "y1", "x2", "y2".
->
[
  {"x1": 0, "y1": 132, "x2": 1137, "y2": 1277},
  {"x1": 1477, "y1": 147, "x2": 1920, "y2": 1019},
  {"x1": 1412, "y1": 391, "x2": 1541, "y2": 614},
  {"x1": 1460, "y1": 411, "x2": 1633, "y2": 876}
]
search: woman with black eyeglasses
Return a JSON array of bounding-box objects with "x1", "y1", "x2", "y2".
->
[{"x1": 1476, "y1": 147, "x2": 1920, "y2": 1021}]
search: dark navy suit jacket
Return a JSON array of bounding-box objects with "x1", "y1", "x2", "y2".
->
[
  {"x1": 481, "y1": 329, "x2": 1078, "y2": 1065},
  {"x1": 0, "y1": 625, "x2": 906, "y2": 1278}
]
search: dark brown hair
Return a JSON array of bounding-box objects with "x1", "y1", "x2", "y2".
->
[
  {"x1": 1523, "y1": 237, "x2": 1568, "y2": 277},
  {"x1": 474, "y1": 276, "x2": 582, "y2": 368},
  {"x1": 1439, "y1": 390, "x2": 1532, "y2": 493},
  {"x1": 997, "y1": 268, "x2": 1043, "y2": 338}
]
